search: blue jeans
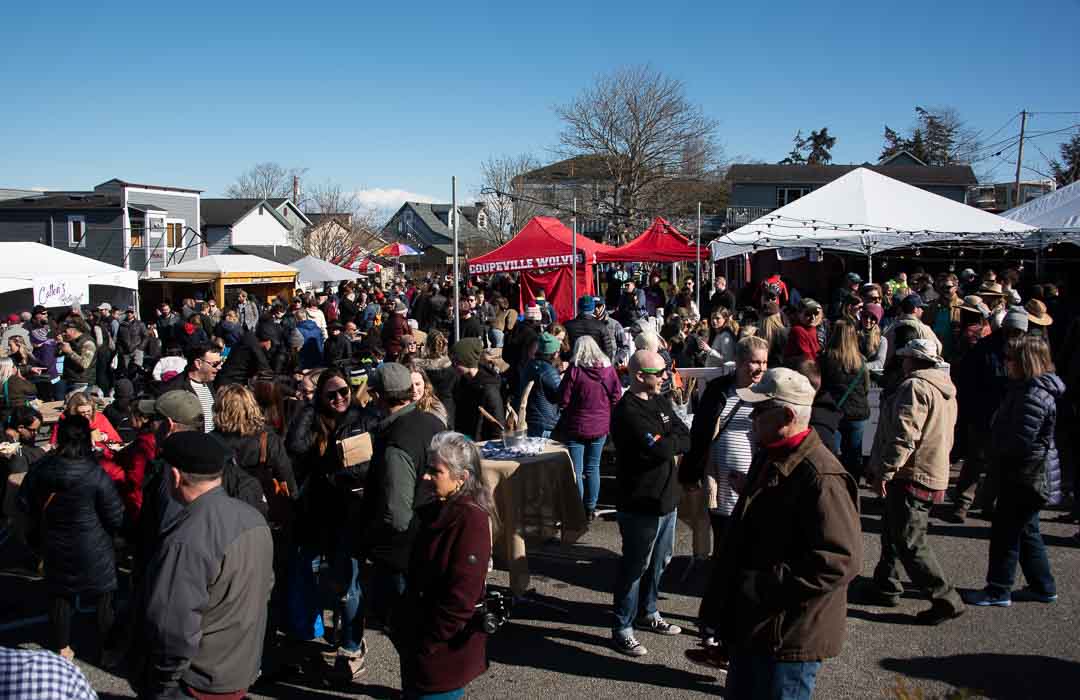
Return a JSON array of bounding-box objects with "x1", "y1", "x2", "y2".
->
[
  {"x1": 612, "y1": 509, "x2": 677, "y2": 635},
  {"x1": 834, "y1": 418, "x2": 866, "y2": 479},
  {"x1": 986, "y1": 489, "x2": 1056, "y2": 597},
  {"x1": 728, "y1": 654, "x2": 822, "y2": 700},
  {"x1": 330, "y1": 537, "x2": 365, "y2": 652},
  {"x1": 489, "y1": 328, "x2": 504, "y2": 348},
  {"x1": 566, "y1": 436, "x2": 606, "y2": 512}
]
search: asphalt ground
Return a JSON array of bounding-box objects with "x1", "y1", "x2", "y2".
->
[{"x1": 2, "y1": 484, "x2": 1079, "y2": 699}]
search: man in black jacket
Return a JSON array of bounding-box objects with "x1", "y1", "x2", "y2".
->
[
  {"x1": 565, "y1": 295, "x2": 616, "y2": 359},
  {"x1": 610, "y1": 349, "x2": 691, "y2": 657},
  {"x1": 116, "y1": 307, "x2": 147, "y2": 373},
  {"x1": 450, "y1": 338, "x2": 503, "y2": 441},
  {"x1": 215, "y1": 326, "x2": 272, "y2": 390}
]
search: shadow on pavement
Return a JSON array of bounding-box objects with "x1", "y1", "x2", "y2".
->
[
  {"x1": 489, "y1": 621, "x2": 719, "y2": 694},
  {"x1": 846, "y1": 607, "x2": 919, "y2": 626},
  {"x1": 880, "y1": 653, "x2": 1080, "y2": 698}
]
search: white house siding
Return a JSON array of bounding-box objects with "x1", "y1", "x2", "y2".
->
[{"x1": 230, "y1": 203, "x2": 291, "y2": 246}]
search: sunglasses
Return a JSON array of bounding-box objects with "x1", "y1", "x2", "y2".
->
[
  {"x1": 200, "y1": 358, "x2": 223, "y2": 368},
  {"x1": 639, "y1": 366, "x2": 667, "y2": 376},
  {"x1": 324, "y1": 386, "x2": 350, "y2": 399}
]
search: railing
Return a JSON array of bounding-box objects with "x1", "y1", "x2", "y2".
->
[{"x1": 724, "y1": 206, "x2": 775, "y2": 229}]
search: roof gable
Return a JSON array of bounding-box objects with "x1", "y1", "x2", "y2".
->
[
  {"x1": 201, "y1": 198, "x2": 292, "y2": 229},
  {"x1": 383, "y1": 202, "x2": 485, "y2": 249}
]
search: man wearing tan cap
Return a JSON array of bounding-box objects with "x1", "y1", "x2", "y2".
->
[
  {"x1": 695, "y1": 368, "x2": 861, "y2": 696},
  {"x1": 867, "y1": 339, "x2": 965, "y2": 625}
]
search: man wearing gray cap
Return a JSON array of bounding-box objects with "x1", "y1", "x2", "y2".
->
[
  {"x1": 134, "y1": 432, "x2": 273, "y2": 699},
  {"x1": 867, "y1": 339, "x2": 965, "y2": 625},
  {"x1": 699, "y1": 368, "x2": 861, "y2": 698}
]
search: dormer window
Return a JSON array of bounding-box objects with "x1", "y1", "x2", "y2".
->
[{"x1": 477, "y1": 211, "x2": 487, "y2": 229}]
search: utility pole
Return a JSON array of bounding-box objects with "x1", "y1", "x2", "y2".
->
[
  {"x1": 1013, "y1": 110, "x2": 1027, "y2": 209},
  {"x1": 572, "y1": 197, "x2": 578, "y2": 300},
  {"x1": 452, "y1": 176, "x2": 460, "y2": 342},
  {"x1": 695, "y1": 202, "x2": 702, "y2": 317}
]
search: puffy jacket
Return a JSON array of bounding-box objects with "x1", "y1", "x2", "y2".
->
[
  {"x1": 707, "y1": 430, "x2": 861, "y2": 661},
  {"x1": 295, "y1": 319, "x2": 324, "y2": 369},
  {"x1": 869, "y1": 368, "x2": 957, "y2": 491},
  {"x1": 564, "y1": 314, "x2": 615, "y2": 359},
  {"x1": 991, "y1": 373, "x2": 1065, "y2": 506},
  {"x1": 116, "y1": 318, "x2": 147, "y2": 355},
  {"x1": 17, "y1": 454, "x2": 124, "y2": 595},
  {"x1": 558, "y1": 364, "x2": 621, "y2": 440},
  {"x1": 520, "y1": 359, "x2": 561, "y2": 433}
]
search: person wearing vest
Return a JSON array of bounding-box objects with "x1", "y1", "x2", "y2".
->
[{"x1": 58, "y1": 319, "x2": 97, "y2": 393}]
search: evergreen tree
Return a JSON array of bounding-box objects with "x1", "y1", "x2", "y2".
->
[
  {"x1": 778, "y1": 130, "x2": 808, "y2": 164},
  {"x1": 806, "y1": 128, "x2": 837, "y2": 165},
  {"x1": 1049, "y1": 133, "x2": 1080, "y2": 186},
  {"x1": 880, "y1": 126, "x2": 905, "y2": 161}
]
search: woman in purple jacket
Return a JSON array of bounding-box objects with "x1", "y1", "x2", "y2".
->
[{"x1": 558, "y1": 336, "x2": 622, "y2": 520}]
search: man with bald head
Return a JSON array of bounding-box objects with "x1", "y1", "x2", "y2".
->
[{"x1": 609, "y1": 349, "x2": 691, "y2": 657}]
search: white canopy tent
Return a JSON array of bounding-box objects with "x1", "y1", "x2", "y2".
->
[
  {"x1": 711, "y1": 168, "x2": 1036, "y2": 267},
  {"x1": 0, "y1": 242, "x2": 138, "y2": 307},
  {"x1": 291, "y1": 255, "x2": 359, "y2": 285},
  {"x1": 1001, "y1": 179, "x2": 1080, "y2": 247}
]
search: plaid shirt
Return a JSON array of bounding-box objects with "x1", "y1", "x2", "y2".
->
[{"x1": 0, "y1": 647, "x2": 96, "y2": 699}]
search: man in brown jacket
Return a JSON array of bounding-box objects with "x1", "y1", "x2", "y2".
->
[
  {"x1": 696, "y1": 368, "x2": 862, "y2": 699},
  {"x1": 867, "y1": 338, "x2": 966, "y2": 624}
]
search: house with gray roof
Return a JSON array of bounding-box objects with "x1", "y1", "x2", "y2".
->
[
  {"x1": 0, "y1": 178, "x2": 203, "y2": 275},
  {"x1": 201, "y1": 198, "x2": 307, "y2": 264},
  {"x1": 381, "y1": 201, "x2": 489, "y2": 250}
]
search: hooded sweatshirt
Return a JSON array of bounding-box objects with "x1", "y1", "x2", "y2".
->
[{"x1": 870, "y1": 367, "x2": 957, "y2": 491}]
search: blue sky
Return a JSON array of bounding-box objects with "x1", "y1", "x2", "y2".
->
[{"x1": 2, "y1": 0, "x2": 1078, "y2": 215}]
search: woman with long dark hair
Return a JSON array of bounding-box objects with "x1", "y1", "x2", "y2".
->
[
  {"x1": 397, "y1": 431, "x2": 496, "y2": 699},
  {"x1": 286, "y1": 367, "x2": 379, "y2": 677},
  {"x1": 17, "y1": 415, "x2": 124, "y2": 661},
  {"x1": 965, "y1": 336, "x2": 1062, "y2": 607},
  {"x1": 819, "y1": 319, "x2": 871, "y2": 480}
]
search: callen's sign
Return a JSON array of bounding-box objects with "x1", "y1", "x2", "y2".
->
[
  {"x1": 468, "y1": 253, "x2": 584, "y2": 275},
  {"x1": 34, "y1": 276, "x2": 90, "y2": 308}
]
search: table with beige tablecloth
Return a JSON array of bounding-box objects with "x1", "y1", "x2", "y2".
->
[{"x1": 480, "y1": 442, "x2": 587, "y2": 596}]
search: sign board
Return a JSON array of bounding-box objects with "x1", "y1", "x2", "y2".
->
[
  {"x1": 34, "y1": 276, "x2": 89, "y2": 308},
  {"x1": 467, "y1": 252, "x2": 585, "y2": 275}
]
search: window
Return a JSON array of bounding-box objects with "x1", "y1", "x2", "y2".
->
[
  {"x1": 130, "y1": 218, "x2": 144, "y2": 248},
  {"x1": 776, "y1": 187, "x2": 811, "y2": 208},
  {"x1": 166, "y1": 222, "x2": 184, "y2": 248},
  {"x1": 477, "y1": 211, "x2": 487, "y2": 229},
  {"x1": 67, "y1": 216, "x2": 86, "y2": 247}
]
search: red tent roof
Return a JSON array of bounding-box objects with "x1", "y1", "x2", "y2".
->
[
  {"x1": 597, "y1": 217, "x2": 708, "y2": 262},
  {"x1": 467, "y1": 216, "x2": 615, "y2": 275}
]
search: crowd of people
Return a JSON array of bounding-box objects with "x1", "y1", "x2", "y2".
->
[{"x1": 0, "y1": 261, "x2": 1076, "y2": 699}]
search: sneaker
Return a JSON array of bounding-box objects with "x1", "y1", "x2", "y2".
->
[
  {"x1": 635, "y1": 615, "x2": 682, "y2": 635},
  {"x1": 333, "y1": 641, "x2": 367, "y2": 682},
  {"x1": 1015, "y1": 587, "x2": 1058, "y2": 604},
  {"x1": 856, "y1": 585, "x2": 901, "y2": 608},
  {"x1": 685, "y1": 646, "x2": 729, "y2": 670},
  {"x1": 700, "y1": 625, "x2": 719, "y2": 648},
  {"x1": 915, "y1": 599, "x2": 966, "y2": 625},
  {"x1": 611, "y1": 633, "x2": 648, "y2": 657},
  {"x1": 963, "y1": 588, "x2": 1011, "y2": 607}
]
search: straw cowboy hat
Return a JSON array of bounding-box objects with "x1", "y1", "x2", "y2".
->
[
  {"x1": 958, "y1": 295, "x2": 990, "y2": 319},
  {"x1": 1025, "y1": 299, "x2": 1053, "y2": 326},
  {"x1": 976, "y1": 282, "x2": 1006, "y2": 298}
]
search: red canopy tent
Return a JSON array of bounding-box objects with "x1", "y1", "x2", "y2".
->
[
  {"x1": 597, "y1": 217, "x2": 708, "y2": 262},
  {"x1": 467, "y1": 216, "x2": 615, "y2": 322}
]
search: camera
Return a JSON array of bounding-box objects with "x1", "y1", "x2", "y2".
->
[{"x1": 473, "y1": 586, "x2": 512, "y2": 634}]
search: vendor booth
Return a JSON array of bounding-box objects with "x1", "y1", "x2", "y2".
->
[
  {"x1": 597, "y1": 217, "x2": 708, "y2": 262},
  {"x1": 1001, "y1": 179, "x2": 1080, "y2": 247},
  {"x1": 292, "y1": 255, "x2": 358, "y2": 287},
  {"x1": 141, "y1": 254, "x2": 298, "y2": 315},
  {"x1": 709, "y1": 168, "x2": 1036, "y2": 292},
  {"x1": 0, "y1": 242, "x2": 138, "y2": 315},
  {"x1": 467, "y1": 216, "x2": 616, "y2": 321}
]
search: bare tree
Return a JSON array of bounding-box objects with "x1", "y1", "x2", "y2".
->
[
  {"x1": 553, "y1": 65, "x2": 720, "y2": 225},
  {"x1": 479, "y1": 153, "x2": 542, "y2": 243},
  {"x1": 225, "y1": 162, "x2": 307, "y2": 199},
  {"x1": 299, "y1": 181, "x2": 385, "y2": 261}
]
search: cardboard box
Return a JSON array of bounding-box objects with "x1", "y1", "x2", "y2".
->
[{"x1": 339, "y1": 432, "x2": 373, "y2": 467}]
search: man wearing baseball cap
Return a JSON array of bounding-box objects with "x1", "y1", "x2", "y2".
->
[
  {"x1": 881, "y1": 293, "x2": 940, "y2": 395},
  {"x1": 866, "y1": 339, "x2": 965, "y2": 625},
  {"x1": 700, "y1": 368, "x2": 861, "y2": 695},
  {"x1": 135, "y1": 432, "x2": 273, "y2": 699}
]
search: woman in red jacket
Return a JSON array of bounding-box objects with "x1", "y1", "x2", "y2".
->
[{"x1": 397, "y1": 431, "x2": 496, "y2": 699}]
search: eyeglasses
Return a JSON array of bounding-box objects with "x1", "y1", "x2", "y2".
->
[
  {"x1": 324, "y1": 386, "x2": 350, "y2": 400},
  {"x1": 200, "y1": 358, "x2": 223, "y2": 369}
]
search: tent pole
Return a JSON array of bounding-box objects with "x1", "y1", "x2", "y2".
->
[
  {"x1": 572, "y1": 197, "x2": 578, "y2": 301},
  {"x1": 452, "y1": 176, "x2": 460, "y2": 342},
  {"x1": 867, "y1": 250, "x2": 873, "y2": 284},
  {"x1": 696, "y1": 201, "x2": 701, "y2": 317}
]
